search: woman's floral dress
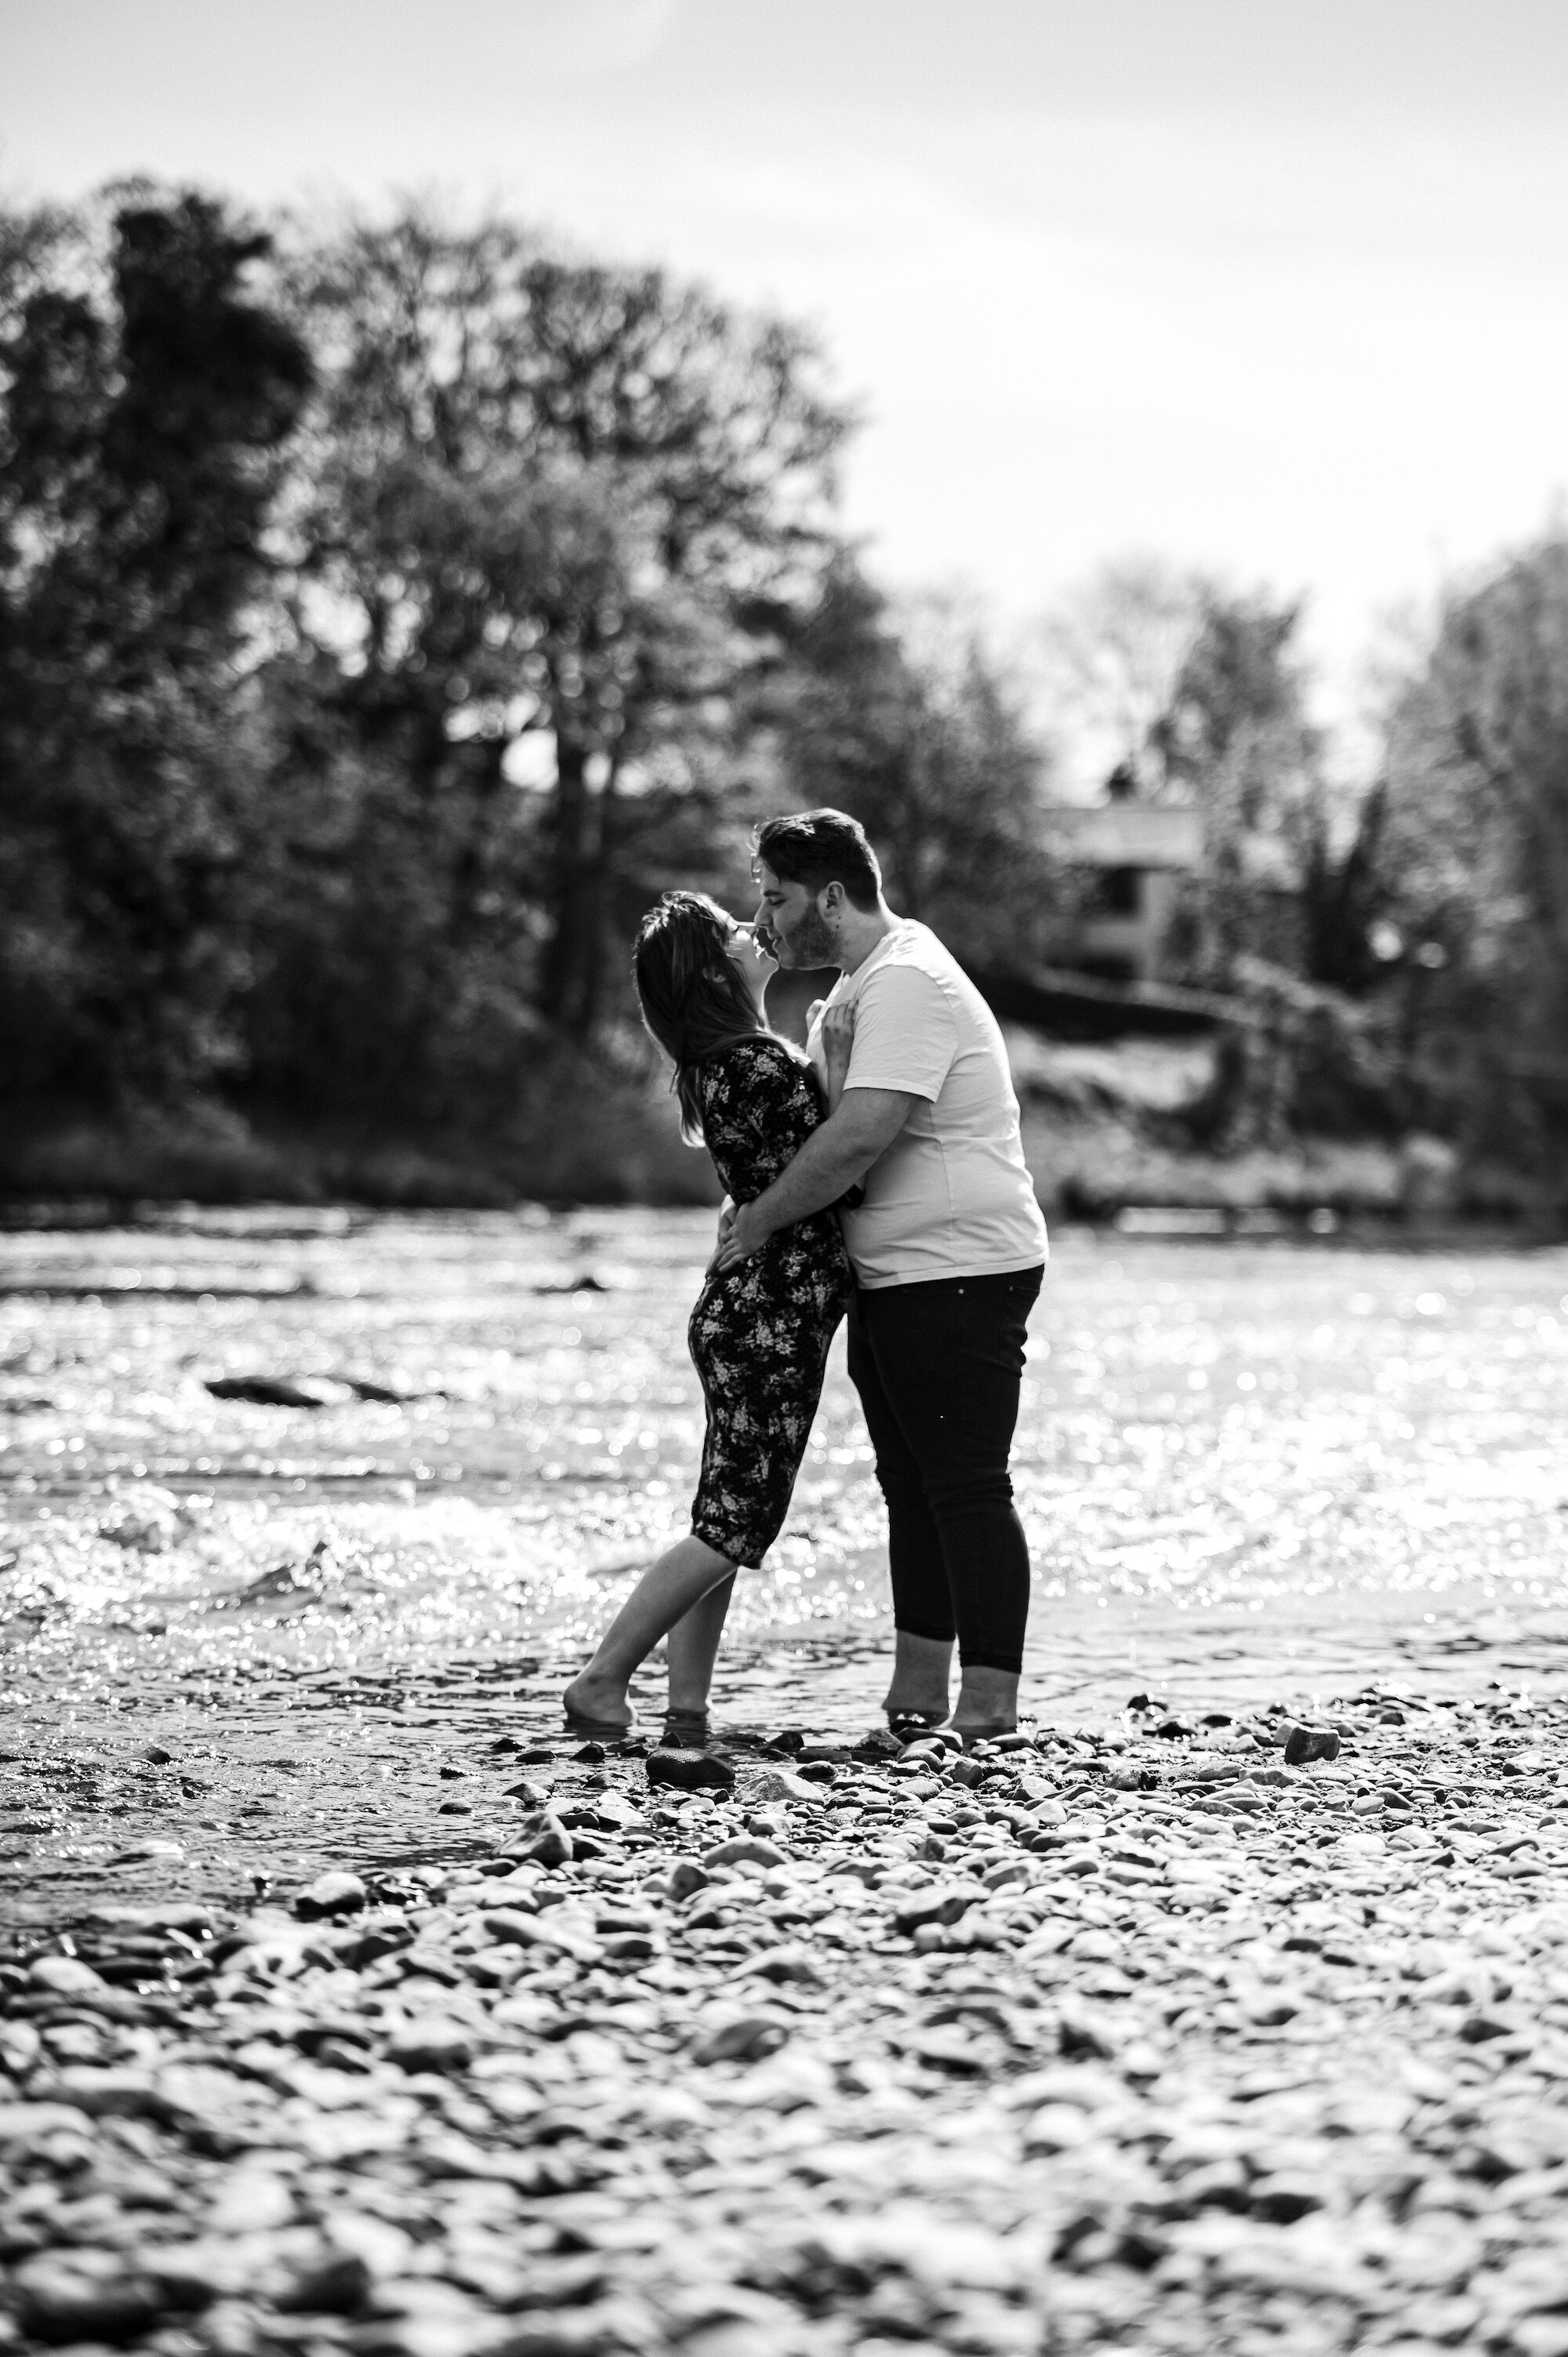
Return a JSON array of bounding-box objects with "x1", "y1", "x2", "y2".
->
[{"x1": 688, "y1": 1036, "x2": 854, "y2": 1569}]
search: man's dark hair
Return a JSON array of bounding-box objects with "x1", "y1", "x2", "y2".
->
[{"x1": 753, "y1": 808, "x2": 882, "y2": 911}]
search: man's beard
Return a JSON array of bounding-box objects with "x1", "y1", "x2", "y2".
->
[{"x1": 779, "y1": 908, "x2": 839, "y2": 968}]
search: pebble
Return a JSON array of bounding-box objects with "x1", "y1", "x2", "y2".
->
[
  {"x1": 293, "y1": 1870, "x2": 367, "y2": 1920},
  {"x1": 7, "y1": 1683, "x2": 1568, "y2": 2355},
  {"x1": 26, "y1": 1955, "x2": 107, "y2": 1995}
]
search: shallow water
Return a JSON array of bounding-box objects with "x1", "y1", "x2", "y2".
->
[{"x1": 3, "y1": 1209, "x2": 1568, "y2": 1912}]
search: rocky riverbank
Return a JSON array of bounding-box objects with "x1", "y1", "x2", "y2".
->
[{"x1": 7, "y1": 1683, "x2": 1568, "y2": 2356}]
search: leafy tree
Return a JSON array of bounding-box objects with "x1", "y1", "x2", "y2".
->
[
  {"x1": 762, "y1": 561, "x2": 1065, "y2": 971},
  {"x1": 1151, "y1": 587, "x2": 1323, "y2": 980},
  {"x1": 0, "y1": 192, "x2": 311, "y2": 1099},
  {"x1": 274, "y1": 213, "x2": 850, "y2": 1039},
  {"x1": 1374, "y1": 533, "x2": 1568, "y2": 1157}
]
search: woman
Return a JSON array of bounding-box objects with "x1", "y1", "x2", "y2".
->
[{"x1": 562, "y1": 892, "x2": 854, "y2": 1743}]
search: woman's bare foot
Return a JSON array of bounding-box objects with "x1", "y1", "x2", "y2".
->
[
  {"x1": 562, "y1": 1672, "x2": 633, "y2": 1734},
  {"x1": 883, "y1": 1629, "x2": 953, "y2": 1727},
  {"x1": 949, "y1": 1664, "x2": 1020, "y2": 1745}
]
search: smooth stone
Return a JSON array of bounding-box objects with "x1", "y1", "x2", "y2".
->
[
  {"x1": 505, "y1": 1813, "x2": 575, "y2": 1866},
  {"x1": 385, "y1": 2020, "x2": 475, "y2": 2073},
  {"x1": 1284, "y1": 1725, "x2": 1343, "y2": 1766},
  {"x1": 690, "y1": 2012, "x2": 791, "y2": 2065},
  {"x1": 703, "y1": 1836, "x2": 786, "y2": 1872},
  {"x1": 13, "y1": 2250, "x2": 161, "y2": 2340},
  {"x1": 647, "y1": 1751, "x2": 736, "y2": 1792},
  {"x1": 891, "y1": 1884, "x2": 985, "y2": 1934},
  {"x1": 728, "y1": 1945, "x2": 825, "y2": 1987},
  {"x1": 27, "y1": 1956, "x2": 108, "y2": 1995},
  {"x1": 295, "y1": 1871, "x2": 368, "y2": 1920},
  {"x1": 752, "y1": 1767, "x2": 821, "y2": 1807}
]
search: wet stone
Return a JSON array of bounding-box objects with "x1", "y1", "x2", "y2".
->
[
  {"x1": 1284, "y1": 1724, "x2": 1343, "y2": 1766},
  {"x1": 294, "y1": 1871, "x2": 368, "y2": 1920},
  {"x1": 646, "y1": 1750, "x2": 737, "y2": 1792},
  {"x1": 504, "y1": 1812, "x2": 574, "y2": 1865}
]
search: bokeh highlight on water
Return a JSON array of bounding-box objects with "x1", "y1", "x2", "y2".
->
[{"x1": 2, "y1": 1208, "x2": 1566, "y2": 1907}]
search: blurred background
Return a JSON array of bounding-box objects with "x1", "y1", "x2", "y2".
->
[{"x1": 4, "y1": 0, "x2": 1568, "y2": 1227}]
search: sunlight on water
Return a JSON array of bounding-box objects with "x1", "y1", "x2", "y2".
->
[{"x1": 2, "y1": 1210, "x2": 1566, "y2": 1720}]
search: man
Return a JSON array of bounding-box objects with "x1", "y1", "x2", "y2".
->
[{"x1": 713, "y1": 808, "x2": 1047, "y2": 1741}]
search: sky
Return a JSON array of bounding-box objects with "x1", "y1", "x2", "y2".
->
[{"x1": 5, "y1": 0, "x2": 1568, "y2": 763}]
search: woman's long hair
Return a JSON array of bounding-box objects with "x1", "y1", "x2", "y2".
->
[{"x1": 634, "y1": 891, "x2": 782, "y2": 1144}]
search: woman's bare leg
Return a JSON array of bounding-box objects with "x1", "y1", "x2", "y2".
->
[
  {"x1": 666, "y1": 1572, "x2": 735, "y2": 1719},
  {"x1": 563, "y1": 1535, "x2": 735, "y2": 1729},
  {"x1": 882, "y1": 1629, "x2": 953, "y2": 1725}
]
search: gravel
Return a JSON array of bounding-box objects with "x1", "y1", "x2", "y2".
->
[{"x1": 5, "y1": 1683, "x2": 1568, "y2": 2352}]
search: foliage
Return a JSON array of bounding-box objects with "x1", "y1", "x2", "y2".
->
[
  {"x1": 1028, "y1": 555, "x2": 1203, "y2": 800},
  {"x1": 761, "y1": 562, "x2": 1069, "y2": 974},
  {"x1": 9, "y1": 183, "x2": 1566, "y2": 1193},
  {"x1": 1371, "y1": 533, "x2": 1568, "y2": 1160},
  {"x1": 1031, "y1": 564, "x2": 1374, "y2": 1000},
  {"x1": 0, "y1": 191, "x2": 862, "y2": 1128},
  {"x1": 271, "y1": 212, "x2": 851, "y2": 1044},
  {"x1": 0, "y1": 193, "x2": 312, "y2": 1102},
  {"x1": 1152, "y1": 587, "x2": 1324, "y2": 982}
]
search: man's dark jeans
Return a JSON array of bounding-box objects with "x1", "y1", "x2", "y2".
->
[{"x1": 847, "y1": 1264, "x2": 1044, "y2": 1674}]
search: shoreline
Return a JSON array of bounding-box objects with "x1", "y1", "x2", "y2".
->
[{"x1": 3, "y1": 1106, "x2": 1560, "y2": 1243}]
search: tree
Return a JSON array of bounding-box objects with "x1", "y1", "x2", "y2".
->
[
  {"x1": 275, "y1": 212, "x2": 851, "y2": 1037},
  {"x1": 763, "y1": 561, "x2": 1066, "y2": 972},
  {"x1": 1152, "y1": 587, "x2": 1324, "y2": 980},
  {"x1": 1373, "y1": 533, "x2": 1568, "y2": 1157},
  {"x1": 0, "y1": 191, "x2": 312, "y2": 1099},
  {"x1": 1028, "y1": 557, "x2": 1205, "y2": 800}
]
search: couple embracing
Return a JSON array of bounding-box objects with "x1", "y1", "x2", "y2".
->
[{"x1": 564, "y1": 808, "x2": 1047, "y2": 1750}]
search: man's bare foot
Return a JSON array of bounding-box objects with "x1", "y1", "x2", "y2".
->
[
  {"x1": 883, "y1": 1629, "x2": 953, "y2": 1727},
  {"x1": 949, "y1": 1664, "x2": 1019, "y2": 1745},
  {"x1": 562, "y1": 1672, "x2": 633, "y2": 1734}
]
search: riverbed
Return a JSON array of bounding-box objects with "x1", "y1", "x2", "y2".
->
[{"x1": 2, "y1": 1209, "x2": 1566, "y2": 1918}]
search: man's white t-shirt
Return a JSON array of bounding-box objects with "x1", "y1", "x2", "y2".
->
[{"x1": 806, "y1": 920, "x2": 1048, "y2": 1290}]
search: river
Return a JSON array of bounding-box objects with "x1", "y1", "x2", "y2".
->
[{"x1": 3, "y1": 1208, "x2": 1566, "y2": 1919}]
